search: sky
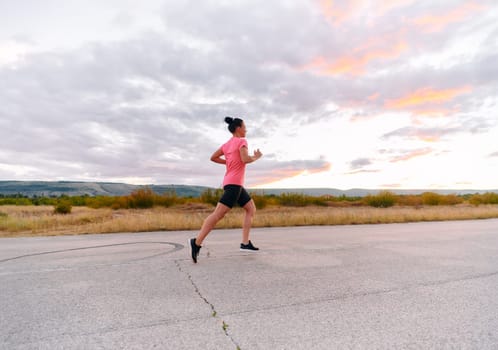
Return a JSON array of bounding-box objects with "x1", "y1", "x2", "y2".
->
[{"x1": 1, "y1": 0, "x2": 497, "y2": 190}]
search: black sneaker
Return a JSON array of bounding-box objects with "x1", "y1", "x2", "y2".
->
[
  {"x1": 240, "y1": 240, "x2": 259, "y2": 252},
  {"x1": 189, "y1": 238, "x2": 201, "y2": 263}
]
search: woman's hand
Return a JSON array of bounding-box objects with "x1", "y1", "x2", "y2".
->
[
  {"x1": 253, "y1": 149, "x2": 262, "y2": 160},
  {"x1": 240, "y1": 147, "x2": 263, "y2": 164}
]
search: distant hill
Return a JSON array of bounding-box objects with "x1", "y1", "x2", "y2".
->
[
  {"x1": 0, "y1": 181, "x2": 210, "y2": 197},
  {"x1": 252, "y1": 188, "x2": 498, "y2": 197},
  {"x1": 0, "y1": 181, "x2": 496, "y2": 198}
]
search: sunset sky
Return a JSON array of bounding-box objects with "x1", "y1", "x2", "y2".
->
[{"x1": 1, "y1": 0, "x2": 497, "y2": 190}]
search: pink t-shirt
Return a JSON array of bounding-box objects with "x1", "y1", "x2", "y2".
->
[{"x1": 221, "y1": 137, "x2": 248, "y2": 186}]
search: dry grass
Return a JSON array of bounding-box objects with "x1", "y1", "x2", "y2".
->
[
  {"x1": 251, "y1": 205, "x2": 498, "y2": 227},
  {"x1": 1, "y1": 204, "x2": 498, "y2": 238}
]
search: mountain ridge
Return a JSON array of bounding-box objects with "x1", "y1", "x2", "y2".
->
[
  {"x1": 0, "y1": 181, "x2": 210, "y2": 197},
  {"x1": 0, "y1": 181, "x2": 496, "y2": 198}
]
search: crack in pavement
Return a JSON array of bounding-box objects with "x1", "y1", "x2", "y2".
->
[
  {"x1": 174, "y1": 259, "x2": 241, "y2": 350},
  {"x1": 0, "y1": 242, "x2": 184, "y2": 264}
]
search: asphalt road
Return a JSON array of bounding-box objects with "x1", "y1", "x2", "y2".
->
[{"x1": 1, "y1": 219, "x2": 498, "y2": 349}]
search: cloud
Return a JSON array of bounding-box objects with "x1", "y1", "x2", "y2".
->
[
  {"x1": 389, "y1": 148, "x2": 433, "y2": 163},
  {"x1": 380, "y1": 183, "x2": 402, "y2": 188},
  {"x1": 1, "y1": 0, "x2": 497, "y2": 189},
  {"x1": 411, "y1": 107, "x2": 458, "y2": 118},
  {"x1": 0, "y1": 36, "x2": 226, "y2": 184},
  {"x1": 345, "y1": 158, "x2": 380, "y2": 176},
  {"x1": 344, "y1": 169, "x2": 381, "y2": 175},
  {"x1": 490, "y1": 152, "x2": 498, "y2": 158},
  {"x1": 382, "y1": 126, "x2": 460, "y2": 142},
  {"x1": 317, "y1": 0, "x2": 418, "y2": 25},
  {"x1": 381, "y1": 112, "x2": 496, "y2": 142},
  {"x1": 249, "y1": 159, "x2": 332, "y2": 187},
  {"x1": 307, "y1": 0, "x2": 492, "y2": 79},
  {"x1": 1, "y1": 1, "x2": 340, "y2": 186},
  {"x1": 385, "y1": 86, "x2": 472, "y2": 109},
  {"x1": 350, "y1": 158, "x2": 372, "y2": 169},
  {"x1": 317, "y1": 0, "x2": 360, "y2": 25},
  {"x1": 412, "y1": 2, "x2": 486, "y2": 33},
  {"x1": 0, "y1": 39, "x2": 32, "y2": 66},
  {"x1": 304, "y1": 41, "x2": 408, "y2": 76},
  {"x1": 111, "y1": 11, "x2": 135, "y2": 29}
]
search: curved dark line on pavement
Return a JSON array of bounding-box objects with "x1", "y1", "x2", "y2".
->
[{"x1": 0, "y1": 242, "x2": 184, "y2": 264}]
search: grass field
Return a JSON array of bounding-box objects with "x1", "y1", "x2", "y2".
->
[{"x1": 1, "y1": 204, "x2": 498, "y2": 238}]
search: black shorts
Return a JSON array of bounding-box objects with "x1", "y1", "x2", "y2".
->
[{"x1": 219, "y1": 185, "x2": 252, "y2": 208}]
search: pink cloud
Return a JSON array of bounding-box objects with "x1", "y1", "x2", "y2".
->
[
  {"x1": 375, "y1": 0, "x2": 417, "y2": 16},
  {"x1": 318, "y1": 0, "x2": 363, "y2": 25},
  {"x1": 250, "y1": 161, "x2": 332, "y2": 187},
  {"x1": 390, "y1": 148, "x2": 433, "y2": 162},
  {"x1": 303, "y1": 41, "x2": 408, "y2": 76},
  {"x1": 317, "y1": 0, "x2": 417, "y2": 24},
  {"x1": 385, "y1": 86, "x2": 472, "y2": 109},
  {"x1": 412, "y1": 2, "x2": 486, "y2": 33}
]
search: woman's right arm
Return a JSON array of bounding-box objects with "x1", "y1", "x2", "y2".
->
[{"x1": 210, "y1": 148, "x2": 226, "y2": 164}]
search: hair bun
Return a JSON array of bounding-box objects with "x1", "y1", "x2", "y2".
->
[{"x1": 224, "y1": 116, "x2": 233, "y2": 124}]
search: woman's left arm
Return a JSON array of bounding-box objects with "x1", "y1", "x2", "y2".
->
[{"x1": 240, "y1": 146, "x2": 262, "y2": 164}]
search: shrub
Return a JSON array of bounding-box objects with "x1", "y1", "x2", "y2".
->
[
  {"x1": 484, "y1": 192, "x2": 498, "y2": 204},
  {"x1": 69, "y1": 195, "x2": 89, "y2": 206},
  {"x1": 200, "y1": 188, "x2": 223, "y2": 206},
  {"x1": 111, "y1": 196, "x2": 129, "y2": 210},
  {"x1": 251, "y1": 193, "x2": 268, "y2": 209},
  {"x1": 396, "y1": 195, "x2": 423, "y2": 207},
  {"x1": 0, "y1": 198, "x2": 32, "y2": 205},
  {"x1": 364, "y1": 191, "x2": 396, "y2": 208},
  {"x1": 54, "y1": 200, "x2": 72, "y2": 214},
  {"x1": 86, "y1": 196, "x2": 116, "y2": 209},
  {"x1": 469, "y1": 192, "x2": 498, "y2": 205},
  {"x1": 422, "y1": 192, "x2": 442, "y2": 206},
  {"x1": 277, "y1": 193, "x2": 310, "y2": 207},
  {"x1": 440, "y1": 194, "x2": 463, "y2": 205},
  {"x1": 128, "y1": 188, "x2": 155, "y2": 209},
  {"x1": 312, "y1": 196, "x2": 329, "y2": 206},
  {"x1": 156, "y1": 191, "x2": 183, "y2": 207}
]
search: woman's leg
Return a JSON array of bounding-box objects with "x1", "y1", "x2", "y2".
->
[
  {"x1": 195, "y1": 202, "x2": 231, "y2": 246},
  {"x1": 241, "y1": 199, "x2": 256, "y2": 244}
]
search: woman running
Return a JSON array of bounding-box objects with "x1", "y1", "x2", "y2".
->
[{"x1": 189, "y1": 117, "x2": 263, "y2": 263}]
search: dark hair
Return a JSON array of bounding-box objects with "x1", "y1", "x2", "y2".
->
[{"x1": 224, "y1": 116, "x2": 243, "y2": 133}]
